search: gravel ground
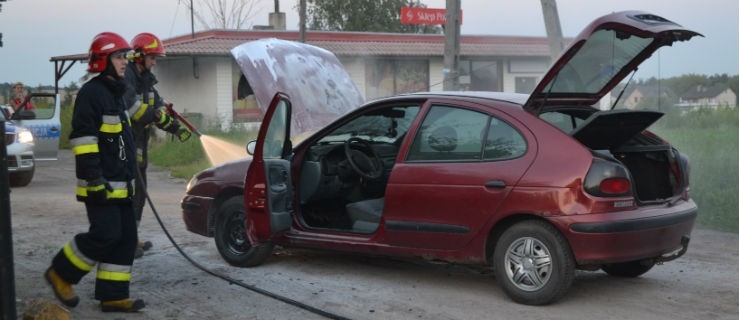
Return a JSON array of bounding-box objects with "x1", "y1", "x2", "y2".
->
[{"x1": 7, "y1": 149, "x2": 739, "y2": 319}]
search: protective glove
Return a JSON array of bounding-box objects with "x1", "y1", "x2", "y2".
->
[
  {"x1": 174, "y1": 123, "x2": 192, "y2": 142},
  {"x1": 87, "y1": 177, "x2": 113, "y2": 202},
  {"x1": 154, "y1": 108, "x2": 175, "y2": 131}
]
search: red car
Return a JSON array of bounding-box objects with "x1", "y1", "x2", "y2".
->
[{"x1": 182, "y1": 11, "x2": 699, "y2": 305}]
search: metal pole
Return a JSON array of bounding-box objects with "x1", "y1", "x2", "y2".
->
[
  {"x1": 190, "y1": 0, "x2": 195, "y2": 38},
  {"x1": 443, "y1": 0, "x2": 461, "y2": 91},
  {"x1": 0, "y1": 119, "x2": 18, "y2": 320},
  {"x1": 299, "y1": 0, "x2": 306, "y2": 43}
]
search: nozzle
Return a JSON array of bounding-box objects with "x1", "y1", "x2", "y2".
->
[{"x1": 193, "y1": 129, "x2": 203, "y2": 137}]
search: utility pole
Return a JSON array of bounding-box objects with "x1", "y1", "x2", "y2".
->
[
  {"x1": 0, "y1": 119, "x2": 17, "y2": 320},
  {"x1": 299, "y1": 0, "x2": 306, "y2": 43},
  {"x1": 190, "y1": 0, "x2": 195, "y2": 38},
  {"x1": 0, "y1": 0, "x2": 4, "y2": 47},
  {"x1": 0, "y1": 0, "x2": 6, "y2": 47},
  {"x1": 443, "y1": 0, "x2": 461, "y2": 91},
  {"x1": 0, "y1": 0, "x2": 16, "y2": 318},
  {"x1": 540, "y1": 0, "x2": 564, "y2": 61}
]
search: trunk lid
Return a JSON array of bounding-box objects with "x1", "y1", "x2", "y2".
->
[{"x1": 524, "y1": 11, "x2": 701, "y2": 115}]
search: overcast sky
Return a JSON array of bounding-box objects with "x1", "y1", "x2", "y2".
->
[{"x1": 0, "y1": 0, "x2": 737, "y2": 87}]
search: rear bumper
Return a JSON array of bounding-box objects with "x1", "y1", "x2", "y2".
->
[
  {"x1": 570, "y1": 206, "x2": 697, "y2": 233},
  {"x1": 553, "y1": 200, "x2": 698, "y2": 265}
]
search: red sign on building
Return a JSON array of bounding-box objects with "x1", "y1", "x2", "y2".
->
[{"x1": 400, "y1": 7, "x2": 462, "y2": 25}]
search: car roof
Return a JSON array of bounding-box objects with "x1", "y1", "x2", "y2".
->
[{"x1": 401, "y1": 91, "x2": 530, "y2": 106}]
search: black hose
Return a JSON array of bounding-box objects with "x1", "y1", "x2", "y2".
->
[{"x1": 139, "y1": 167, "x2": 351, "y2": 320}]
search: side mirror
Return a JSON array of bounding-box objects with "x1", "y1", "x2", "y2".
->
[
  {"x1": 12, "y1": 109, "x2": 36, "y2": 120},
  {"x1": 246, "y1": 140, "x2": 256, "y2": 155}
]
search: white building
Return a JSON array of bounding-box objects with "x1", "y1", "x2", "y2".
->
[{"x1": 52, "y1": 30, "x2": 555, "y2": 131}]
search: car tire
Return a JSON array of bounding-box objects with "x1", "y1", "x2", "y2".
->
[
  {"x1": 602, "y1": 260, "x2": 655, "y2": 277},
  {"x1": 214, "y1": 197, "x2": 274, "y2": 267},
  {"x1": 9, "y1": 167, "x2": 34, "y2": 187},
  {"x1": 493, "y1": 220, "x2": 575, "y2": 305}
]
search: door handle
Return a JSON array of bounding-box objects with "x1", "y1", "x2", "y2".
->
[{"x1": 484, "y1": 180, "x2": 506, "y2": 188}]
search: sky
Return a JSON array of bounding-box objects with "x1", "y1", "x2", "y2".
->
[{"x1": 0, "y1": 0, "x2": 737, "y2": 88}]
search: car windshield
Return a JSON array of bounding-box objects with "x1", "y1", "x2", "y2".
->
[
  {"x1": 317, "y1": 105, "x2": 420, "y2": 144},
  {"x1": 545, "y1": 29, "x2": 651, "y2": 94}
]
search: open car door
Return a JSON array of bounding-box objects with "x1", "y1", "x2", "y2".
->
[
  {"x1": 14, "y1": 93, "x2": 61, "y2": 160},
  {"x1": 244, "y1": 93, "x2": 293, "y2": 243}
]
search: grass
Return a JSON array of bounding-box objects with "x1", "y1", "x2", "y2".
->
[
  {"x1": 147, "y1": 127, "x2": 257, "y2": 179},
  {"x1": 652, "y1": 121, "x2": 739, "y2": 233}
]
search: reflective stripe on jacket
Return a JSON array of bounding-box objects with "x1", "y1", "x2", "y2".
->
[{"x1": 71, "y1": 75, "x2": 136, "y2": 204}]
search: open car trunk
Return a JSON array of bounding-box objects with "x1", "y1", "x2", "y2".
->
[{"x1": 572, "y1": 109, "x2": 685, "y2": 204}]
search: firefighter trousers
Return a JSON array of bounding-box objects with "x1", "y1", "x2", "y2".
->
[{"x1": 51, "y1": 202, "x2": 138, "y2": 301}]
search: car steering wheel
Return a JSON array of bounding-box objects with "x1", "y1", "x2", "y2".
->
[{"x1": 344, "y1": 137, "x2": 384, "y2": 180}]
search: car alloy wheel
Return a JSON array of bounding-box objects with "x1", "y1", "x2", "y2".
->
[
  {"x1": 503, "y1": 237, "x2": 552, "y2": 291},
  {"x1": 493, "y1": 220, "x2": 575, "y2": 305}
]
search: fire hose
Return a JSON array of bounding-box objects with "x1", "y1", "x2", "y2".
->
[{"x1": 138, "y1": 168, "x2": 352, "y2": 320}]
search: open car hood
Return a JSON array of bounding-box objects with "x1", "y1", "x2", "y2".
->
[
  {"x1": 231, "y1": 38, "x2": 364, "y2": 139},
  {"x1": 524, "y1": 11, "x2": 702, "y2": 114}
]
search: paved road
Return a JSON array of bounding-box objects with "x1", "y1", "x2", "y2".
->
[{"x1": 8, "y1": 150, "x2": 739, "y2": 319}]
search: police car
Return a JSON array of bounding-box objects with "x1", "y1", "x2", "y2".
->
[{"x1": 2, "y1": 93, "x2": 61, "y2": 187}]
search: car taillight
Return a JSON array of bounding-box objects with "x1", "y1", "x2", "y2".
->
[
  {"x1": 584, "y1": 158, "x2": 632, "y2": 197},
  {"x1": 599, "y1": 178, "x2": 631, "y2": 194}
]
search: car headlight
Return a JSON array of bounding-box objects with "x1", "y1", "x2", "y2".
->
[
  {"x1": 17, "y1": 129, "x2": 34, "y2": 144},
  {"x1": 185, "y1": 176, "x2": 199, "y2": 192}
]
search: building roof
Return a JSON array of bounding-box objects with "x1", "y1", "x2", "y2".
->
[
  {"x1": 51, "y1": 29, "x2": 555, "y2": 62},
  {"x1": 681, "y1": 85, "x2": 732, "y2": 100},
  {"x1": 634, "y1": 85, "x2": 677, "y2": 98}
]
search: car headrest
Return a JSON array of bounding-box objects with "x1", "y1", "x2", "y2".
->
[{"x1": 428, "y1": 126, "x2": 458, "y2": 152}]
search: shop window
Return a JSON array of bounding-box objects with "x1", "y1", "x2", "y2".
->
[{"x1": 365, "y1": 59, "x2": 429, "y2": 100}]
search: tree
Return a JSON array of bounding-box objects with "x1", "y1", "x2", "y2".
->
[
  {"x1": 63, "y1": 82, "x2": 79, "y2": 106},
  {"x1": 305, "y1": 0, "x2": 442, "y2": 34},
  {"x1": 179, "y1": 0, "x2": 259, "y2": 30},
  {"x1": 728, "y1": 75, "x2": 739, "y2": 106}
]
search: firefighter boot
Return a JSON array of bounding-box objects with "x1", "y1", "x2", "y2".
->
[
  {"x1": 138, "y1": 241, "x2": 152, "y2": 251},
  {"x1": 134, "y1": 241, "x2": 152, "y2": 259},
  {"x1": 44, "y1": 268, "x2": 79, "y2": 307},
  {"x1": 101, "y1": 298, "x2": 146, "y2": 313}
]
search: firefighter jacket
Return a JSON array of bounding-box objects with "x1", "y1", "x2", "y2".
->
[
  {"x1": 70, "y1": 75, "x2": 136, "y2": 203},
  {"x1": 123, "y1": 63, "x2": 181, "y2": 168}
]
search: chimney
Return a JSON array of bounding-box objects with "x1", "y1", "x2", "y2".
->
[{"x1": 269, "y1": 0, "x2": 286, "y2": 30}]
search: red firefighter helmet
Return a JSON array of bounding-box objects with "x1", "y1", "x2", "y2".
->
[
  {"x1": 131, "y1": 33, "x2": 166, "y2": 59},
  {"x1": 87, "y1": 32, "x2": 130, "y2": 73}
]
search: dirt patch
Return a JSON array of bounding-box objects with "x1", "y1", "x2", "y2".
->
[{"x1": 8, "y1": 150, "x2": 739, "y2": 319}]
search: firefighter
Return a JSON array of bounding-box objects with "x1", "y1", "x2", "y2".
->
[
  {"x1": 123, "y1": 32, "x2": 191, "y2": 259},
  {"x1": 45, "y1": 32, "x2": 145, "y2": 313}
]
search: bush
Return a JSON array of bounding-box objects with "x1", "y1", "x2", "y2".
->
[
  {"x1": 148, "y1": 126, "x2": 257, "y2": 180},
  {"x1": 652, "y1": 106, "x2": 739, "y2": 233}
]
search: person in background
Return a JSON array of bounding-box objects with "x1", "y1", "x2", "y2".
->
[
  {"x1": 11, "y1": 82, "x2": 34, "y2": 112},
  {"x1": 123, "y1": 32, "x2": 191, "y2": 259},
  {"x1": 44, "y1": 32, "x2": 145, "y2": 313}
]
